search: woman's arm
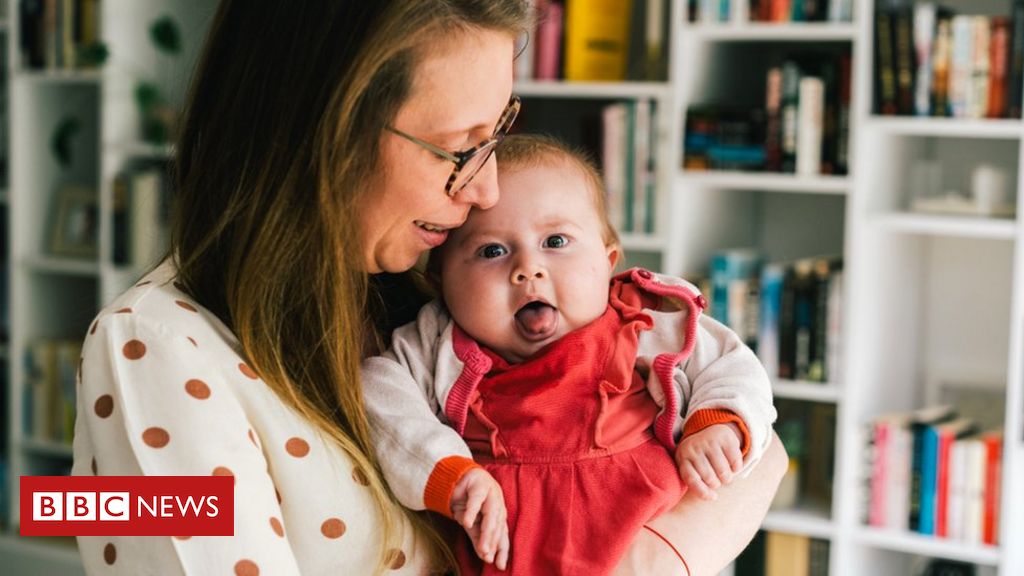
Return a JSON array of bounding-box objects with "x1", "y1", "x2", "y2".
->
[{"x1": 613, "y1": 431, "x2": 788, "y2": 576}]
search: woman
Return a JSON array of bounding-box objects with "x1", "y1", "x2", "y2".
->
[{"x1": 73, "y1": 1, "x2": 786, "y2": 574}]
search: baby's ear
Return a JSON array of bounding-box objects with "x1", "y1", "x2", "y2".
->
[{"x1": 606, "y1": 243, "x2": 622, "y2": 271}]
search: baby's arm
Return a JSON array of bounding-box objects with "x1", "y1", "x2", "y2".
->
[
  {"x1": 362, "y1": 302, "x2": 509, "y2": 566},
  {"x1": 675, "y1": 313, "x2": 776, "y2": 495}
]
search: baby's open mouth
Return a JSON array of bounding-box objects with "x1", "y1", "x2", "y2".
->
[{"x1": 514, "y1": 301, "x2": 558, "y2": 342}]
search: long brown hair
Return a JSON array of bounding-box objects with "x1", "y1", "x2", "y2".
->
[{"x1": 170, "y1": 1, "x2": 529, "y2": 571}]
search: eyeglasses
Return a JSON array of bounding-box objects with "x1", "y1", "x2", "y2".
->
[{"x1": 386, "y1": 95, "x2": 521, "y2": 197}]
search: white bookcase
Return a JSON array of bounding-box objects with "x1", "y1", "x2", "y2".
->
[
  {"x1": 2, "y1": 0, "x2": 214, "y2": 569},
  {"x1": 2, "y1": 0, "x2": 1022, "y2": 574}
]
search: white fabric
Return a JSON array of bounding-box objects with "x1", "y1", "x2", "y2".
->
[{"x1": 74, "y1": 259, "x2": 425, "y2": 575}]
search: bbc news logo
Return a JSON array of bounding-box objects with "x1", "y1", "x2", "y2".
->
[{"x1": 21, "y1": 476, "x2": 234, "y2": 536}]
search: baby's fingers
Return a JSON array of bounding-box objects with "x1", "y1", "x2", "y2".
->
[
  {"x1": 708, "y1": 447, "x2": 735, "y2": 485},
  {"x1": 680, "y1": 463, "x2": 717, "y2": 501},
  {"x1": 495, "y1": 526, "x2": 510, "y2": 571}
]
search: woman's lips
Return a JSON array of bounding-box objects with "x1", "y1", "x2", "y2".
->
[{"x1": 414, "y1": 221, "x2": 451, "y2": 248}]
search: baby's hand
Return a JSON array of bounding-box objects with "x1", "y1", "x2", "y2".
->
[
  {"x1": 450, "y1": 468, "x2": 510, "y2": 570},
  {"x1": 674, "y1": 422, "x2": 744, "y2": 501}
]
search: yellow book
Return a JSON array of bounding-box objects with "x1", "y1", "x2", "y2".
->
[
  {"x1": 765, "y1": 531, "x2": 811, "y2": 576},
  {"x1": 564, "y1": 0, "x2": 633, "y2": 81}
]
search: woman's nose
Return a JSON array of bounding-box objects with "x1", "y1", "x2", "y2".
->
[{"x1": 457, "y1": 155, "x2": 499, "y2": 210}]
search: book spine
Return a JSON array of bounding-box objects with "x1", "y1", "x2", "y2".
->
[
  {"x1": 913, "y1": 3, "x2": 936, "y2": 115},
  {"x1": 759, "y1": 263, "x2": 784, "y2": 378},
  {"x1": 780, "y1": 61, "x2": 800, "y2": 173},
  {"x1": 564, "y1": 0, "x2": 632, "y2": 81},
  {"x1": 988, "y1": 17, "x2": 1010, "y2": 118},
  {"x1": 969, "y1": 17, "x2": 991, "y2": 119},
  {"x1": 893, "y1": 0, "x2": 916, "y2": 114},
  {"x1": 918, "y1": 425, "x2": 939, "y2": 534},
  {"x1": 982, "y1": 433, "x2": 1002, "y2": 545},
  {"x1": 1008, "y1": 0, "x2": 1024, "y2": 118},
  {"x1": 875, "y1": 0, "x2": 898, "y2": 113},
  {"x1": 533, "y1": 0, "x2": 563, "y2": 80},
  {"x1": 931, "y1": 17, "x2": 953, "y2": 117},
  {"x1": 765, "y1": 66, "x2": 783, "y2": 172},
  {"x1": 950, "y1": 15, "x2": 974, "y2": 118},
  {"x1": 796, "y1": 76, "x2": 824, "y2": 176}
]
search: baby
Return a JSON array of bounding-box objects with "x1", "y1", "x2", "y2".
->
[{"x1": 363, "y1": 134, "x2": 776, "y2": 575}]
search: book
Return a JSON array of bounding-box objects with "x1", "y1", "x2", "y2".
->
[
  {"x1": 874, "y1": 0, "x2": 897, "y2": 113},
  {"x1": 563, "y1": 0, "x2": 632, "y2": 81},
  {"x1": 796, "y1": 76, "x2": 824, "y2": 176},
  {"x1": 931, "y1": 16, "x2": 953, "y2": 117},
  {"x1": 758, "y1": 263, "x2": 784, "y2": 378},
  {"x1": 1007, "y1": 0, "x2": 1024, "y2": 118},
  {"x1": 982, "y1": 429, "x2": 1002, "y2": 545},
  {"x1": 601, "y1": 102, "x2": 628, "y2": 232},
  {"x1": 928, "y1": 418, "x2": 978, "y2": 537},
  {"x1": 532, "y1": 0, "x2": 563, "y2": 80},
  {"x1": 908, "y1": 405, "x2": 956, "y2": 532},
  {"x1": 766, "y1": 531, "x2": 810, "y2": 576},
  {"x1": 913, "y1": 2, "x2": 936, "y2": 115},
  {"x1": 988, "y1": 17, "x2": 1010, "y2": 118}
]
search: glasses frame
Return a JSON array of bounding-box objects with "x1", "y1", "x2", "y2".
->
[{"x1": 386, "y1": 95, "x2": 521, "y2": 197}]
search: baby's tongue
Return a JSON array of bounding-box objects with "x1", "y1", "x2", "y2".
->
[{"x1": 514, "y1": 304, "x2": 558, "y2": 341}]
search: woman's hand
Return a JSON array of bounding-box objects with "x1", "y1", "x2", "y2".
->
[
  {"x1": 613, "y1": 431, "x2": 788, "y2": 576},
  {"x1": 450, "y1": 468, "x2": 510, "y2": 570}
]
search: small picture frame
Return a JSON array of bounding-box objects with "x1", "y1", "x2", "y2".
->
[{"x1": 49, "y1": 185, "x2": 99, "y2": 259}]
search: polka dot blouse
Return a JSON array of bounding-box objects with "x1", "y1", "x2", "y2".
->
[{"x1": 72, "y1": 260, "x2": 424, "y2": 575}]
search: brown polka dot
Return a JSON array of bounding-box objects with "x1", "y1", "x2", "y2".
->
[
  {"x1": 115, "y1": 307, "x2": 132, "y2": 314},
  {"x1": 248, "y1": 429, "x2": 258, "y2": 448},
  {"x1": 186, "y1": 337, "x2": 197, "y2": 347},
  {"x1": 270, "y1": 517, "x2": 284, "y2": 537},
  {"x1": 385, "y1": 548, "x2": 407, "y2": 570},
  {"x1": 122, "y1": 340, "x2": 146, "y2": 360},
  {"x1": 91, "y1": 457, "x2": 98, "y2": 475},
  {"x1": 212, "y1": 466, "x2": 235, "y2": 486},
  {"x1": 285, "y1": 437, "x2": 310, "y2": 458},
  {"x1": 103, "y1": 542, "x2": 116, "y2": 565},
  {"x1": 321, "y1": 518, "x2": 347, "y2": 539},
  {"x1": 352, "y1": 466, "x2": 370, "y2": 486},
  {"x1": 185, "y1": 379, "x2": 211, "y2": 399},
  {"x1": 94, "y1": 395, "x2": 114, "y2": 418},
  {"x1": 175, "y1": 300, "x2": 198, "y2": 313},
  {"x1": 238, "y1": 362, "x2": 259, "y2": 380},
  {"x1": 142, "y1": 427, "x2": 170, "y2": 448},
  {"x1": 234, "y1": 559, "x2": 259, "y2": 576},
  {"x1": 90, "y1": 320, "x2": 98, "y2": 335},
  {"x1": 172, "y1": 535, "x2": 191, "y2": 540}
]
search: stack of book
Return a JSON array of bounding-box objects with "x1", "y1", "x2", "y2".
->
[
  {"x1": 874, "y1": 0, "x2": 1024, "y2": 118},
  {"x1": 601, "y1": 99, "x2": 657, "y2": 234},
  {"x1": 701, "y1": 251, "x2": 844, "y2": 383},
  {"x1": 516, "y1": 0, "x2": 669, "y2": 82},
  {"x1": 862, "y1": 405, "x2": 1003, "y2": 545},
  {"x1": 691, "y1": 0, "x2": 855, "y2": 23},
  {"x1": 18, "y1": 0, "x2": 103, "y2": 71},
  {"x1": 22, "y1": 339, "x2": 81, "y2": 446},
  {"x1": 735, "y1": 530, "x2": 831, "y2": 576},
  {"x1": 684, "y1": 52, "x2": 852, "y2": 176}
]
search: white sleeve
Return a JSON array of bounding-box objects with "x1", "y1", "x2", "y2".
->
[
  {"x1": 362, "y1": 304, "x2": 475, "y2": 513},
  {"x1": 679, "y1": 313, "x2": 777, "y2": 475},
  {"x1": 74, "y1": 314, "x2": 302, "y2": 575}
]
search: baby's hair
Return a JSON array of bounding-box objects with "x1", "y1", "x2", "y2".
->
[
  {"x1": 495, "y1": 133, "x2": 621, "y2": 249},
  {"x1": 425, "y1": 133, "x2": 622, "y2": 291}
]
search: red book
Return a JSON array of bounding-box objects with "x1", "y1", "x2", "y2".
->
[
  {"x1": 533, "y1": 0, "x2": 563, "y2": 81},
  {"x1": 988, "y1": 17, "x2": 1010, "y2": 118},
  {"x1": 982, "y1": 430, "x2": 1003, "y2": 545}
]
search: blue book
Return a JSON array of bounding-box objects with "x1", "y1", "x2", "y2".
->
[
  {"x1": 758, "y1": 263, "x2": 785, "y2": 378},
  {"x1": 919, "y1": 426, "x2": 940, "y2": 535}
]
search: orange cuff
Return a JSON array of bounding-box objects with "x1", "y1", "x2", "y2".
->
[
  {"x1": 423, "y1": 456, "x2": 481, "y2": 517},
  {"x1": 682, "y1": 409, "x2": 751, "y2": 456}
]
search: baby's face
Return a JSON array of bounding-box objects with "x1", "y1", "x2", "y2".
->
[{"x1": 439, "y1": 161, "x2": 618, "y2": 363}]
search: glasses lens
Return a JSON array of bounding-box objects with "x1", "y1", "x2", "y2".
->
[{"x1": 450, "y1": 142, "x2": 497, "y2": 195}]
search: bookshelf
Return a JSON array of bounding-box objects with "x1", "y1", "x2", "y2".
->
[
  {"x1": 0, "y1": 0, "x2": 1021, "y2": 575},
  {"x1": 2, "y1": 0, "x2": 216, "y2": 571}
]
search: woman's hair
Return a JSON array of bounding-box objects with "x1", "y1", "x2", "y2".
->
[
  {"x1": 170, "y1": 1, "x2": 529, "y2": 572},
  {"x1": 495, "y1": 133, "x2": 621, "y2": 249}
]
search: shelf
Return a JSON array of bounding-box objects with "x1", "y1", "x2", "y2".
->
[
  {"x1": 872, "y1": 213, "x2": 1017, "y2": 240},
  {"x1": 22, "y1": 256, "x2": 102, "y2": 277},
  {"x1": 0, "y1": 532, "x2": 83, "y2": 574},
  {"x1": 15, "y1": 69, "x2": 103, "y2": 85},
  {"x1": 762, "y1": 506, "x2": 835, "y2": 539},
  {"x1": 772, "y1": 379, "x2": 841, "y2": 403},
  {"x1": 678, "y1": 170, "x2": 851, "y2": 194},
  {"x1": 620, "y1": 233, "x2": 665, "y2": 252},
  {"x1": 866, "y1": 116, "x2": 1023, "y2": 140},
  {"x1": 514, "y1": 80, "x2": 671, "y2": 100},
  {"x1": 22, "y1": 438, "x2": 74, "y2": 459},
  {"x1": 684, "y1": 23, "x2": 857, "y2": 42},
  {"x1": 107, "y1": 141, "x2": 176, "y2": 160},
  {"x1": 855, "y1": 527, "x2": 1001, "y2": 566}
]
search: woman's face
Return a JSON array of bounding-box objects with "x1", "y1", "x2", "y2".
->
[{"x1": 359, "y1": 28, "x2": 516, "y2": 274}]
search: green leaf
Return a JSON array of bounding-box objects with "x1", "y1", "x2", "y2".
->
[
  {"x1": 77, "y1": 42, "x2": 109, "y2": 67},
  {"x1": 135, "y1": 82, "x2": 162, "y2": 111},
  {"x1": 150, "y1": 16, "x2": 182, "y2": 55},
  {"x1": 51, "y1": 117, "x2": 82, "y2": 168}
]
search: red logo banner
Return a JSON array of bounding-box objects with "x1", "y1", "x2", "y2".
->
[{"x1": 20, "y1": 476, "x2": 234, "y2": 536}]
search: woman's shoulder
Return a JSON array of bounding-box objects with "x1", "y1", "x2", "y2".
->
[{"x1": 86, "y1": 259, "x2": 242, "y2": 360}]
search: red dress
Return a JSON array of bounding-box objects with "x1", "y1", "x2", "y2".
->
[{"x1": 450, "y1": 282, "x2": 687, "y2": 575}]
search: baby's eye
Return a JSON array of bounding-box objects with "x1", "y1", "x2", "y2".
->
[
  {"x1": 543, "y1": 234, "x2": 568, "y2": 249},
  {"x1": 478, "y1": 244, "x2": 507, "y2": 259}
]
